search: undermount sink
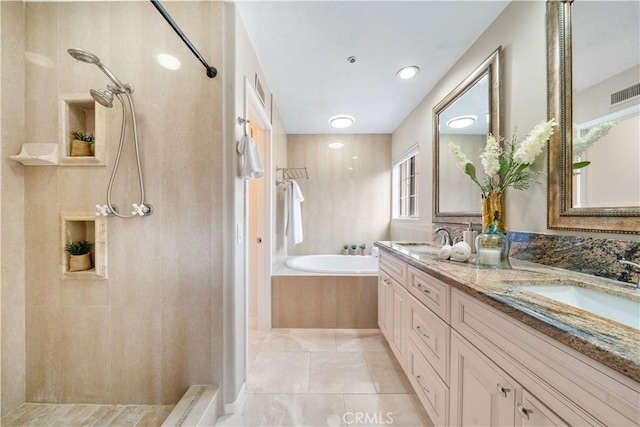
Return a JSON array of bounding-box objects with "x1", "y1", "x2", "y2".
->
[
  {"x1": 516, "y1": 284, "x2": 640, "y2": 330},
  {"x1": 394, "y1": 242, "x2": 441, "y2": 255}
]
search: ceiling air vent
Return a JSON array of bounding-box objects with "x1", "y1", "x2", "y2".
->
[{"x1": 611, "y1": 82, "x2": 640, "y2": 105}]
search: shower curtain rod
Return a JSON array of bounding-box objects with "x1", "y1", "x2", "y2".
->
[{"x1": 150, "y1": 0, "x2": 218, "y2": 79}]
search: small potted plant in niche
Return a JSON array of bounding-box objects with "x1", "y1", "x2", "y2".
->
[
  {"x1": 70, "y1": 131, "x2": 95, "y2": 157},
  {"x1": 343, "y1": 244, "x2": 349, "y2": 255},
  {"x1": 349, "y1": 244, "x2": 357, "y2": 255},
  {"x1": 359, "y1": 243, "x2": 366, "y2": 255},
  {"x1": 65, "y1": 240, "x2": 94, "y2": 272}
]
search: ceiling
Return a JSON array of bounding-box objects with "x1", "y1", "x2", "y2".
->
[{"x1": 235, "y1": 1, "x2": 510, "y2": 135}]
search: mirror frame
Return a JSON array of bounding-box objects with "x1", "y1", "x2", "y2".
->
[
  {"x1": 547, "y1": 0, "x2": 640, "y2": 234},
  {"x1": 433, "y1": 47, "x2": 503, "y2": 225}
]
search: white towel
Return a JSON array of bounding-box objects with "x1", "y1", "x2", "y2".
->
[
  {"x1": 286, "y1": 180, "x2": 304, "y2": 245},
  {"x1": 237, "y1": 134, "x2": 264, "y2": 179}
]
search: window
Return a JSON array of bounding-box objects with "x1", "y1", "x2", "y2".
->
[{"x1": 392, "y1": 144, "x2": 419, "y2": 218}]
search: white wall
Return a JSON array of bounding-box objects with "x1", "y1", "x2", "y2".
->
[{"x1": 392, "y1": 1, "x2": 557, "y2": 241}]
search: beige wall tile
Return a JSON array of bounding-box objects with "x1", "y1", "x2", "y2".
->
[
  {"x1": 2, "y1": 307, "x2": 27, "y2": 411},
  {"x1": 272, "y1": 277, "x2": 338, "y2": 328},
  {"x1": 60, "y1": 307, "x2": 111, "y2": 403},
  {"x1": 287, "y1": 134, "x2": 391, "y2": 255},
  {"x1": 25, "y1": 306, "x2": 60, "y2": 403},
  {"x1": 110, "y1": 306, "x2": 162, "y2": 404},
  {"x1": 161, "y1": 305, "x2": 213, "y2": 404},
  {"x1": 18, "y1": 1, "x2": 225, "y2": 405},
  {"x1": 1, "y1": 0, "x2": 26, "y2": 416},
  {"x1": 336, "y1": 277, "x2": 378, "y2": 329}
]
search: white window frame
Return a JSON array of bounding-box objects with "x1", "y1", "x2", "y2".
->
[{"x1": 392, "y1": 143, "x2": 419, "y2": 219}]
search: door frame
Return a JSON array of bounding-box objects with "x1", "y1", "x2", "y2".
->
[{"x1": 243, "y1": 76, "x2": 273, "y2": 333}]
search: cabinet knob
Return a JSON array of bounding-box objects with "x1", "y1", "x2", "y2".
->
[
  {"x1": 416, "y1": 283, "x2": 431, "y2": 294},
  {"x1": 416, "y1": 325, "x2": 430, "y2": 339},
  {"x1": 415, "y1": 374, "x2": 430, "y2": 394},
  {"x1": 516, "y1": 403, "x2": 532, "y2": 420},
  {"x1": 496, "y1": 383, "x2": 510, "y2": 397}
]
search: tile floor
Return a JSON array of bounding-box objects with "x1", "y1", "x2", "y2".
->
[
  {"x1": 216, "y1": 328, "x2": 432, "y2": 427},
  {"x1": 0, "y1": 403, "x2": 174, "y2": 426}
]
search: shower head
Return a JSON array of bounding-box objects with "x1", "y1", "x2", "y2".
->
[
  {"x1": 67, "y1": 48, "x2": 134, "y2": 94},
  {"x1": 67, "y1": 48, "x2": 100, "y2": 64},
  {"x1": 90, "y1": 88, "x2": 115, "y2": 108}
]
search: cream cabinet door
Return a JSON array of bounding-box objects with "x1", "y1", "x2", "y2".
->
[
  {"x1": 378, "y1": 273, "x2": 391, "y2": 339},
  {"x1": 451, "y1": 331, "x2": 518, "y2": 427},
  {"x1": 390, "y1": 280, "x2": 407, "y2": 366}
]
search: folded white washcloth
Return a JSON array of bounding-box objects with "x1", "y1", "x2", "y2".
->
[
  {"x1": 450, "y1": 242, "x2": 471, "y2": 262},
  {"x1": 438, "y1": 244, "x2": 452, "y2": 260},
  {"x1": 237, "y1": 134, "x2": 264, "y2": 179}
]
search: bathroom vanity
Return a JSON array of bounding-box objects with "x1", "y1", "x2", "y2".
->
[{"x1": 376, "y1": 242, "x2": 639, "y2": 426}]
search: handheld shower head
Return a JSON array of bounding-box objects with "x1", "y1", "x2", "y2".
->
[
  {"x1": 67, "y1": 48, "x2": 100, "y2": 64},
  {"x1": 90, "y1": 88, "x2": 115, "y2": 108},
  {"x1": 67, "y1": 48, "x2": 134, "y2": 93}
]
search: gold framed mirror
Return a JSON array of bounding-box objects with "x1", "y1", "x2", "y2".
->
[
  {"x1": 433, "y1": 47, "x2": 502, "y2": 225},
  {"x1": 547, "y1": 0, "x2": 640, "y2": 234}
]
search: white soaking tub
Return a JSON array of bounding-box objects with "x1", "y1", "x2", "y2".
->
[{"x1": 285, "y1": 254, "x2": 378, "y2": 274}]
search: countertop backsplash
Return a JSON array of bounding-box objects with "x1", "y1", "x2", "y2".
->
[{"x1": 508, "y1": 231, "x2": 640, "y2": 284}]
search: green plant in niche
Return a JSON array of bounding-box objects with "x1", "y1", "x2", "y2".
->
[
  {"x1": 70, "y1": 131, "x2": 95, "y2": 144},
  {"x1": 65, "y1": 240, "x2": 94, "y2": 255},
  {"x1": 359, "y1": 244, "x2": 366, "y2": 250},
  {"x1": 344, "y1": 244, "x2": 349, "y2": 250}
]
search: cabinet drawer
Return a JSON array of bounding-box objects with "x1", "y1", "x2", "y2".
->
[
  {"x1": 379, "y1": 251, "x2": 408, "y2": 287},
  {"x1": 406, "y1": 339, "x2": 449, "y2": 427},
  {"x1": 408, "y1": 266, "x2": 450, "y2": 322},
  {"x1": 517, "y1": 389, "x2": 568, "y2": 427},
  {"x1": 407, "y1": 294, "x2": 450, "y2": 385}
]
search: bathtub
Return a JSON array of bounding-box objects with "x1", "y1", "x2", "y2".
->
[
  {"x1": 285, "y1": 254, "x2": 378, "y2": 274},
  {"x1": 272, "y1": 255, "x2": 379, "y2": 328}
]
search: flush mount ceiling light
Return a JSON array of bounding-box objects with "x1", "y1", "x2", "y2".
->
[
  {"x1": 328, "y1": 140, "x2": 345, "y2": 149},
  {"x1": 329, "y1": 115, "x2": 355, "y2": 129},
  {"x1": 447, "y1": 115, "x2": 477, "y2": 129},
  {"x1": 396, "y1": 65, "x2": 420, "y2": 80},
  {"x1": 156, "y1": 53, "x2": 181, "y2": 70}
]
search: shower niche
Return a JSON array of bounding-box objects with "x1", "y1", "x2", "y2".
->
[
  {"x1": 59, "y1": 94, "x2": 106, "y2": 166},
  {"x1": 61, "y1": 212, "x2": 107, "y2": 280}
]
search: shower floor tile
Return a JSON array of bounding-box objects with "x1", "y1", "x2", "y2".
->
[{"x1": 0, "y1": 403, "x2": 174, "y2": 427}]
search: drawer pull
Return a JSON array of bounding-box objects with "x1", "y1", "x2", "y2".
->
[
  {"x1": 416, "y1": 325, "x2": 430, "y2": 339},
  {"x1": 496, "y1": 384, "x2": 510, "y2": 397},
  {"x1": 416, "y1": 283, "x2": 431, "y2": 294},
  {"x1": 516, "y1": 403, "x2": 532, "y2": 420},
  {"x1": 415, "y1": 374, "x2": 430, "y2": 394}
]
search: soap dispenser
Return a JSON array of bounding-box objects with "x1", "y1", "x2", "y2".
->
[{"x1": 475, "y1": 211, "x2": 511, "y2": 269}]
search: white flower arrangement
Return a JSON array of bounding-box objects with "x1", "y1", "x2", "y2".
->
[{"x1": 449, "y1": 119, "x2": 557, "y2": 197}]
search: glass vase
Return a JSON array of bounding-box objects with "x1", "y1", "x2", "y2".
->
[{"x1": 482, "y1": 191, "x2": 505, "y2": 233}]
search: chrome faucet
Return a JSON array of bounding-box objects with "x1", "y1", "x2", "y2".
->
[
  {"x1": 619, "y1": 259, "x2": 640, "y2": 290},
  {"x1": 433, "y1": 227, "x2": 452, "y2": 246}
]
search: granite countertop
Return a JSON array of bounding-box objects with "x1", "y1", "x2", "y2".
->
[{"x1": 375, "y1": 241, "x2": 640, "y2": 383}]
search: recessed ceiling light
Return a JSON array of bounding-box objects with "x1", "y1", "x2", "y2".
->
[
  {"x1": 396, "y1": 65, "x2": 420, "y2": 80},
  {"x1": 328, "y1": 140, "x2": 345, "y2": 149},
  {"x1": 447, "y1": 116, "x2": 477, "y2": 129},
  {"x1": 329, "y1": 115, "x2": 355, "y2": 129},
  {"x1": 157, "y1": 53, "x2": 181, "y2": 70}
]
